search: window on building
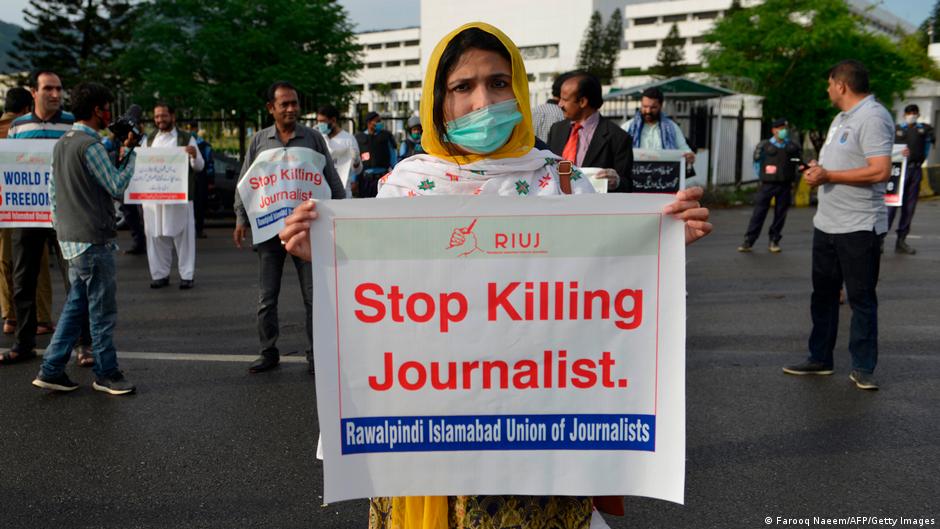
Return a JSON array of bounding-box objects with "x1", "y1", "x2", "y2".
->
[
  {"x1": 406, "y1": 80, "x2": 422, "y2": 88},
  {"x1": 694, "y1": 11, "x2": 719, "y2": 20},
  {"x1": 367, "y1": 43, "x2": 382, "y2": 50},
  {"x1": 388, "y1": 82, "x2": 402, "y2": 89},
  {"x1": 396, "y1": 101, "x2": 410, "y2": 113},
  {"x1": 634, "y1": 17, "x2": 657, "y2": 26},
  {"x1": 404, "y1": 39, "x2": 420, "y2": 47},
  {"x1": 663, "y1": 14, "x2": 687, "y2": 23},
  {"x1": 350, "y1": 84, "x2": 364, "y2": 91},
  {"x1": 404, "y1": 58, "x2": 419, "y2": 66},
  {"x1": 538, "y1": 72, "x2": 556, "y2": 82},
  {"x1": 386, "y1": 41, "x2": 401, "y2": 48},
  {"x1": 386, "y1": 60, "x2": 401, "y2": 67},
  {"x1": 367, "y1": 62, "x2": 382, "y2": 69},
  {"x1": 518, "y1": 44, "x2": 560, "y2": 61},
  {"x1": 619, "y1": 67, "x2": 643, "y2": 76},
  {"x1": 691, "y1": 35, "x2": 707, "y2": 44},
  {"x1": 526, "y1": 73, "x2": 535, "y2": 82},
  {"x1": 633, "y1": 40, "x2": 657, "y2": 49},
  {"x1": 376, "y1": 102, "x2": 389, "y2": 112}
]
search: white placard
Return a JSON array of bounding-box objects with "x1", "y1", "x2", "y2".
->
[
  {"x1": 580, "y1": 167, "x2": 608, "y2": 194},
  {"x1": 0, "y1": 139, "x2": 56, "y2": 227},
  {"x1": 236, "y1": 147, "x2": 332, "y2": 244},
  {"x1": 124, "y1": 147, "x2": 189, "y2": 204},
  {"x1": 886, "y1": 144, "x2": 908, "y2": 207},
  {"x1": 311, "y1": 194, "x2": 686, "y2": 504}
]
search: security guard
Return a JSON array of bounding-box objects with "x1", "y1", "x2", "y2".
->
[
  {"x1": 739, "y1": 118, "x2": 803, "y2": 253},
  {"x1": 399, "y1": 115, "x2": 424, "y2": 161},
  {"x1": 890, "y1": 104, "x2": 933, "y2": 254}
]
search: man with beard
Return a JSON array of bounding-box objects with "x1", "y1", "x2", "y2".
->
[
  {"x1": 143, "y1": 103, "x2": 204, "y2": 290},
  {"x1": 622, "y1": 86, "x2": 695, "y2": 167}
]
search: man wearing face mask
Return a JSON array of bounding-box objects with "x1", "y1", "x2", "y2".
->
[
  {"x1": 738, "y1": 118, "x2": 803, "y2": 253},
  {"x1": 889, "y1": 104, "x2": 933, "y2": 255},
  {"x1": 623, "y1": 87, "x2": 696, "y2": 168},
  {"x1": 399, "y1": 115, "x2": 424, "y2": 161},
  {"x1": 354, "y1": 111, "x2": 397, "y2": 198},
  {"x1": 31, "y1": 82, "x2": 140, "y2": 394},
  {"x1": 547, "y1": 70, "x2": 633, "y2": 192},
  {"x1": 316, "y1": 104, "x2": 361, "y2": 197}
]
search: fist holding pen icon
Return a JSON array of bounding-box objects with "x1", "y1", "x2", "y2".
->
[{"x1": 447, "y1": 219, "x2": 483, "y2": 257}]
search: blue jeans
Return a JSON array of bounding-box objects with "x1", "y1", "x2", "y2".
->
[
  {"x1": 807, "y1": 229, "x2": 880, "y2": 373},
  {"x1": 40, "y1": 244, "x2": 120, "y2": 379}
]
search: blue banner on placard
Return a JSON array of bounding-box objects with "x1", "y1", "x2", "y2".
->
[{"x1": 341, "y1": 414, "x2": 655, "y2": 454}]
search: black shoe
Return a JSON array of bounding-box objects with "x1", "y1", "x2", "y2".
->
[
  {"x1": 782, "y1": 360, "x2": 834, "y2": 376},
  {"x1": 849, "y1": 369, "x2": 879, "y2": 390},
  {"x1": 150, "y1": 277, "x2": 170, "y2": 289},
  {"x1": 179, "y1": 279, "x2": 194, "y2": 290},
  {"x1": 32, "y1": 371, "x2": 79, "y2": 392},
  {"x1": 124, "y1": 245, "x2": 146, "y2": 255},
  {"x1": 249, "y1": 355, "x2": 279, "y2": 373},
  {"x1": 93, "y1": 371, "x2": 136, "y2": 395},
  {"x1": 895, "y1": 237, "x2": 916, "y2": 255}
]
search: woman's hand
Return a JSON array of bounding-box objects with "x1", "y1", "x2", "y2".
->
[
  {"x1": 279, "y1": 200, "x2": 319, "y2": 262},
  {"x1": 662, "y1": 187, "x2": 712, "y2": 246}
]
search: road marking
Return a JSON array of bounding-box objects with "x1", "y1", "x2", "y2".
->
[{"x1": 34, "y1": 350, "x2": 309, "y2": 363}]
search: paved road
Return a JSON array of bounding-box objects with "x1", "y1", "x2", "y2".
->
[{"x1": 1, "y1": 201, "x2": 938, "y2": 529}]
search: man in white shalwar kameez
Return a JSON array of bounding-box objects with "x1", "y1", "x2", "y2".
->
[{"x1": 144, "y1": 103, "x2": 204, "y2": 289}]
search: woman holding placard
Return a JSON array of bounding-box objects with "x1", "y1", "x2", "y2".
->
[{"x1": 279, "y1": 22, "x2": 711, "y2": 529}]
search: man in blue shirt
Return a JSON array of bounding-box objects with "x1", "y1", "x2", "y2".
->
[
  {"x1": 0, "y1": 71, "x2": 92, "y2": 367},
  {"x1": 32, "y1": 82, "x2": 141, "y2": 395}
]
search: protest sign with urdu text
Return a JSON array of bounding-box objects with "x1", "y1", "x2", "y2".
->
[
  {"x1": 237, "y1": 147, "x2": 331, "y2": 244},
  {"x1": 632, "y1": 149, "x2": 686, "y2": 193},
  {"x1": 124, "y1": 147, "x2": 189, "y2": 205},
  {"x1": 311, "y1": 194, "x2": 686, "y2": 504}
]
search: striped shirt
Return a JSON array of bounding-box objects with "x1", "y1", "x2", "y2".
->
[
  {"x1": 8, "y1": 109, "x2": 75, "y2": 140},
  {"x1": 50, "y1": 123, "x2": 137, "y2": 259}
]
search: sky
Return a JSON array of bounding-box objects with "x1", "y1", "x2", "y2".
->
[{"x1": 0, "y1": 0, "x2": 932, "y2": 31}]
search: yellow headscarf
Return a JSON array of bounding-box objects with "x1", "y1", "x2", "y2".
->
[
  {"x1": 389, "y1": 23, "x2": 534, "y2": 529},
  {"x1": 419, "y1": 22, "x2": 535, "y2": 165}
]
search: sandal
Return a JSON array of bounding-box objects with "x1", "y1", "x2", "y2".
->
[
  {"x1": 0, "y1": 349, "x2": 37, "y2": 365},
  {"x1": 76, "y1": 346, "x2": 95, "y2": 368},
  {"x1": 37, "y1": 323, "x2": 56, "y2": 335},
  {"x1": 3, "y1": 319, "x2": 15, "y2": 334}
]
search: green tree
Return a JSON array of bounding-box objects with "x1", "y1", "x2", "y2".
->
[
  {"x1": 117, "y1": 0, "x2": 361, "y2": 157},
  {"x1": 577, "y1": 11, "x2": 605, "y2": 81},
  {"x1": 7, "y1": 0, "x2": 136, "y2": 89},
  {"x1": 703, "y1": 0, "x2": 933, "y2": 152},
  {"x1": 600, "y1": 9, "x2": 623, "y2": 84},
  {"x1": 651, "y1": 23, "x2": 686, "y2": 79}
]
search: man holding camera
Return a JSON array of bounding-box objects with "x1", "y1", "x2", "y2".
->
[
  {"x1": 31, "y1": 82, "x2": 140, "y2": 395},
  {"x1": 143, "y1": 103, "x2": 204, "y2": 290}
]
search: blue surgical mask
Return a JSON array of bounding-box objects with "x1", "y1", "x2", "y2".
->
[
  {"x1": 777, "y1": 128, "x2": 789, "y2": 141},
  {"x1": 317, "y1": 122, "x2": 331, "y2": 135},
  {"x1": 444, "y1": 99, "x2": 523, "y2": 154},
  {"x1": 374, "y1": 122, "x2": 384, "y2": 132}
]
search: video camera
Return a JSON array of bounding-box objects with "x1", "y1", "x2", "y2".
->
[{"x1": 109, "y1": 104, "x2": 143, "y2": 146}]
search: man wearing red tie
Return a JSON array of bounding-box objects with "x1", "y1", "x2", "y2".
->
[{"x1": 547, "y1": 71, "x2": 634, "y2": 192}]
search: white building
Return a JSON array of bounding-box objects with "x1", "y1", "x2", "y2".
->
[{"x1": 349, "y1": 0, "x2": 915, "y2": 132}]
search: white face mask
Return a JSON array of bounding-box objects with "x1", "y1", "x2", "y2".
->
[{"x1": 905, "y1": 114, "x2": 918, "y2": 125}]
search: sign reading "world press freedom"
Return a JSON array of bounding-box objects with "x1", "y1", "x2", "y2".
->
[
  {"x1": 311, "y1": 194, "x2": 686, "y2": 503},
  {"x1": 0, "y1": 139, "x2": 56, "y2": 228}
]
